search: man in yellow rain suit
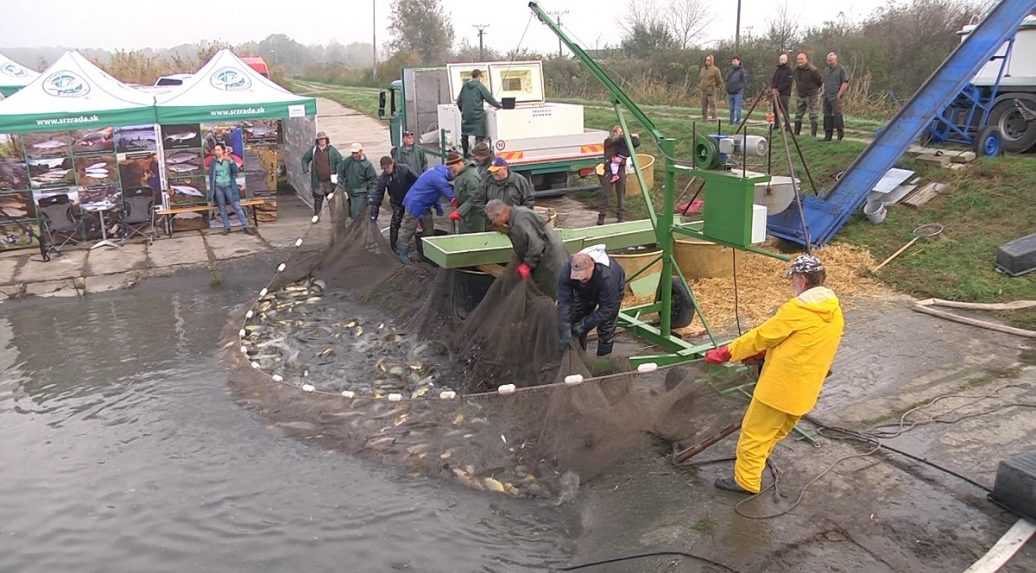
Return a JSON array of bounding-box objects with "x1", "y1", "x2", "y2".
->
[{"x1": 704, "y1": 254, "x2": 845, "y2": 494}]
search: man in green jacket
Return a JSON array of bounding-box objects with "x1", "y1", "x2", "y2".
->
[
  {"x1": 300, "y1": 131, "x2": 343, "y2": 215},
  {"x1": 471, "y1": 141, "x2": 495, "y2": 181},
  {"x1": 482, "y1": 158, "x2": 535, "y2": 208},
  {"x1": 391, "y1": 130, "x2": 427, "y2": 175},
  {"x1": 698, "y1": 54, "x2": 724, "y2": 121},
  {"x1": 793, "y1": 52, "x2": 824, "y2": 137},
  {"x1": 485, "y1": 199, "x2": 566, "y2": 300},
  {"x1": 448, "y1": 159, "x2": 487, "y2": 233},
  {"x1": 456, "y1": 69, "x2": 501, "y2": 158},
  {"x1": 336, "y1": 142, "x2": 377, "y2": 220}
]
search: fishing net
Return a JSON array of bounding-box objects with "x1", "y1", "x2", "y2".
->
[{"x1": 228, "y1": 201, "x2": 753, "y2": 498}]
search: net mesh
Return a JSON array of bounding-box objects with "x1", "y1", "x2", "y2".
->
[{"x1": 228, "y1": 203, "x2": 752, "y2": 497}]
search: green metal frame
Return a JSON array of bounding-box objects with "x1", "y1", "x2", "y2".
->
[{"x1": 528, "y1": 2, "x2": 788, "y2": 367}]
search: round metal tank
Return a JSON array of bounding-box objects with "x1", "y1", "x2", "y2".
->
[{"x1": 674, "y1": 238, "x2": 733, "y2": 279}]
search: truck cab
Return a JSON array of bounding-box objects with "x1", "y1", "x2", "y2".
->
[{"x1": 378, "y1": 61, "x2": 606, "y2": 195}]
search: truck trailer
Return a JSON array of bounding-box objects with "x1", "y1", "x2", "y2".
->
[{"x1": 378, "y1": 60, "x2": 607, "y2": 196}]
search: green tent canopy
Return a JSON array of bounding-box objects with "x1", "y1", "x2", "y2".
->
[
  {"x1": 155, "y1": 49, "x2": 315, "y2": 123},
  {"x1": 0, "y1": 51, "x2": 156, "y2": 133},
  {"x1": 0, "y1": 53, "x2": 39, "y2": 98}
]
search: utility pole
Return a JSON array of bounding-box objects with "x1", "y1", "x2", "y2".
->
[
  {"x1": 372, "y1": 0, "x2": 377, "y2": 80},
  {"x1": 735, "y1": 0, "x2": 742, "y2": 55},
  {"x1": 551, "y1": 10, "x2": 569, "y2": 58},
  {"x1": 473, "y1": 25, "x2": 489, "y2": 61}
]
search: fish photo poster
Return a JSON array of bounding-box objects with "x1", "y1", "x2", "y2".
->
[
  {"x1": 0, "y1": 134, "x2": 29, "y2": 191},
  {"x1": 23, "y1": 131, "x2": 72, "y2": 159},
  {"x1": 115, "y1": 124, "x2": 157, "y2": 154},
  {"x1": 74, "y1": 154, "x2": 119, "y2": 188},
  {"x1": 167, "y1": 175, "x2": 206, "y2": 206},
  {"x1": 71, "y1": 126, "x2": 114, "y2": 154},
  {"x1": 118, "y1": 152, "x2": 161, "y2": 194},
  {"x1": 78, "y1": 185, "x2": 121, "y2": 210},
  {"x1": 0, "y1": 220, "x2": 39, "y2": 251},
  {"x1": 163, "y1": 148, "x2": 203, "y2": 178},
  {"x1": 33, "y1": 187, "x2": 80, "y2": 207},
  {"x1": 28, "y1": 156, "x2": 75, "y2": 189},
  {"x1": 243, "y1": 120, "x2": 280, "y2": 146},
  {"x1": 161, "y1": 124, "x2": 201, "y2": 150},
  {"x1": 0, "y1": 190, "x2": 35, "y2": 219}
]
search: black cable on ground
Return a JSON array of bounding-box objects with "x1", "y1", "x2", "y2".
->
[{"x1": 557, "y1": 550, "x2": 739, "y2": 572}]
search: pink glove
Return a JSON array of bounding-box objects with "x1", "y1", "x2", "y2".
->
[
  {"x1": 704, "y1": 346, "x2": 732, "y2": 364},
  {"x1": 516, "y1": 263, "x2": 531, "y2": 280},
  {"x1": 448, "y1": 210, "x2": 461, "y2": 221}
]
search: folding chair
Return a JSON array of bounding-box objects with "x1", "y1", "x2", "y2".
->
[
  {"x1": 38, "y1": 194, "x2": 83, "y2": 255},
  {"x1": 121, "y1": 187, "x2": 155, "y2": 243}
]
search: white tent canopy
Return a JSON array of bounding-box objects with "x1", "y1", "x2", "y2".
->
[
  {"x1": 0, "y1": 53, "x2": 39, "y2": 97},
  {"x1": 155, "y1": 49, "x2": 315, "y2": 123},
  {"x1": 0, "y1": 51, "x2": 156, "y2": 133}
]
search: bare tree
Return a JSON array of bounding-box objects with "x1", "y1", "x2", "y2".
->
[
  {"x1": 618, "y1": 0, "x2": 660, "y2": 36},
  {"x1": 767, "y1": 1, "x2": 800, "y2": 52},
  {"x1": 666, "y1": 0, "x2": 713, "y2": 50}
]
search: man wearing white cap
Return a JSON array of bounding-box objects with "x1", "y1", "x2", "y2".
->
[
  {"x1": 336, "y1": 142, "x2": 377, "y2": 220},
  {"x1": 557, "y1": 245, "x2": 626, "y2": 355}
]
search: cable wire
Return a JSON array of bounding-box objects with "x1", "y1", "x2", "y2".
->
[{"x1": 558, "y1": 550, "x2": 739, "y2": 572}]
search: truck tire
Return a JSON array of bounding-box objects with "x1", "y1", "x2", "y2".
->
[
  {"x1": 657, "y1": 276, "x2": 695, "y2": 329},
  {"x1": 988, "y1": 94, "x2": 1036, "y2": 153}
]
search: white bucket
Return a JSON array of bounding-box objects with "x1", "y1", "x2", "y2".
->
[{"x1": 863, "y1": 197, "x2": 888, "y2": 224}]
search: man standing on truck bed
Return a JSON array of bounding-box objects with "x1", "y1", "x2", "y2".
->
[
  {"x1": 392, "y1": 130, "x2": 427, "y2": 175},
  {"x1": 301, "y1": 131, "x2": 342, "y2": 216},
  {"x1": 456, "y1": 69, "x2": 501, "y2": 158},
  {"x1": 482, "y1": 158, "x2": 535, "y2": 209}
]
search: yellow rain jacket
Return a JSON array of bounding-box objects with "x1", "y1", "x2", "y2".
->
[{"x1": 728, "y1": 286, "x2": 845, "y2": 416}]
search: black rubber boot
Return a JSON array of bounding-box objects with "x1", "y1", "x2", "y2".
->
[
  {"x1": 823, "y1": 115, "x2": 833, "y2": 141},
  {"x1": 810, "y1": 121, "x2": 818, "y2": 138},
  {"x1": 596, "y1": 213, "x2": 606, "y2": 226},
  {"x1": 835, "y1": 116, "x2": 845, "y2": 141},
  {"x1": 793, "y1": 120, "x2": 802, "y2": 135},
  {"x1": 461, "y1": 137, "x2": 470, "y2": 158},
  {"x1": 714, "y1": 477, "x2": 752, "y2": 494}
]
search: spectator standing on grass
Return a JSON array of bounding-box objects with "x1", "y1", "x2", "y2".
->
[
  {"x1": 208, "y1": 143, "x2": 254, "y2": 236},
  {"x1": 698, "y1": 54, "x2": 724, "y2": 121},
  {"x1": 822, "y1": 52, "x2": 850, "y2": 142},
  {"x1": 793, "y1": 52, "x2": 823, "y2": 138},
  {"x1": 770, "y1": 54, "x2": 794, "y2": 131},
  {"x1": 301, "y1": 131, "x2": 342, "y2": 216},
  {"x1": 371, "y1": 156, "x2": 418, "y2": 251},
  {"x1": 725, "y1": 56, "x2": 748, "y2": 126},
  {"x1": 391, "y1": 130, "x2": 427, "y2": 176}
]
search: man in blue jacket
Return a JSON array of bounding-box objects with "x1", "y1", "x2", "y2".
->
[
  {"x1": 397, "y1": 151, "x2": 464, "y2": 264},
  {"x1": 557, "y1": 245, "x2": 625, "y2": 356},
  {"x1": 208, "y1": 143, "x2": 254, "y2": 235}
]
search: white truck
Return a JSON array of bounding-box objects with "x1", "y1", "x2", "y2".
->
[{"x1": 378, "y1": 60, "x2": 608, "y2": 195}]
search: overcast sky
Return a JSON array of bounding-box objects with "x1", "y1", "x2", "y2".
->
[{"x1": 1, "y1": 0, "x2": 887, "y2": 53}]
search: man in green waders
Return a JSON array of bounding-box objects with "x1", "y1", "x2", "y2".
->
[
  {"x1": 392, "y1": 130, "x2": 427, "y2": 175},
  {"x1": 448, "y1": 157, "x2": 486, "y2": 233},
  {"x1": 455, "y1": 69, "x2": 501, "y2": 158},
  {"x1": 336, "y1": 142, "x2": 377, "y2": 220}
]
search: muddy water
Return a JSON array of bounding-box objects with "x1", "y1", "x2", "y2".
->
[{"x1": 0, "y1": 264, "x2": 570, "y2": 572}]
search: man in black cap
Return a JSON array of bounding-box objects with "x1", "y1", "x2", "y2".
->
[
  {"x1": 301, "y1": 131, "x2": 342, "y2": 215},
  {"x1": 391, "y1": 130, "x2": 427, "y2": 176},
  {"x1": 557, "y1": 245, "x2": 626, "y2": 356},
  {"x1": 372, "y1": 155, "x2": 419, "y2": 250}
]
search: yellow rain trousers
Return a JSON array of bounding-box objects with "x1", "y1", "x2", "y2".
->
[{"x1": 727, "y1": 286, "x2": 845, "y2": 493}]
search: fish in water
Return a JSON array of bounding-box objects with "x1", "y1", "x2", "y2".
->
[
  {"x1": 166, "y1": 152, "x2": 199, "y2": 164},
  {"x1": 166, "y1": 163, "x2": 199, "y2": 174},
  {"x1": 171, "y1": 185, "x2": 203, "y2": 197},
  {"x1": 165, "y1": 132, "x2": 197, "y2": 142},
  {"x1": 31, "y1": 139, "x2": 66, "y2": 150}
]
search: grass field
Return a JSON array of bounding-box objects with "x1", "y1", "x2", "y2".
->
[{"x1": 293, "y1": 79, "x2": 1036, "y2": 325}]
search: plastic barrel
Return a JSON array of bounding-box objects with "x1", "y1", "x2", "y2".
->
[
  {"x1": 674, "y1": 238, "x2": 734, "y2": 279},
  {"x1": 609, "y1": 247, "x2": 663, "y2": 295},
  {"x1": 624, "y1": 153, "x2": 656, "y2": 197}
]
